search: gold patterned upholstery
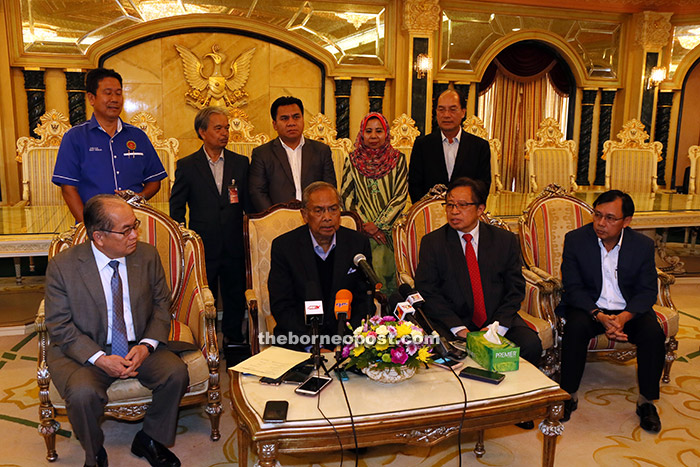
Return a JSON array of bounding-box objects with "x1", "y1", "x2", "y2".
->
[
  {"x1": 244, "y1": 201, "x2": 362, "y2": 354},
  {"x1": 16, "y1": 109, "x2": 71, "y2": 206},
  {"x1": 226, "y1": 108, "x2": 269, "y2": 159},
  {"x1": 602, "y1": 119, "x2": 662, "y2": 194},
  {"x1": 390, "y1": 113, "x2": 421, "y2": 166},
  {"x1": 687, "y1": 145, "x2": 700, "y2": 195},
  {"x1": 128, "y1": 112, "x2": 180, "y2": 204},
  {"x1": 392, "y1": 184, "x2": 556, "y2": 376},
  {"x1": 303, "y1": 113, "x2": 354, "y2": 188},
  {"x1": 524, "y1": 118, "x2": 578, "y2": 193},
  {"x1": 36, "y1": 192, "x2": 221, "y2": 462},
  {"x1": 519, "y1": 184, "x2": 678, "y2": 382},
  {"x1": 463, "y1": 115, "x2": 504, "y2": 193}
]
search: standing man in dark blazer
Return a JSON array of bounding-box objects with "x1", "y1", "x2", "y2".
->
[
  {"x1": 170, "y1": 107, "x2": 251, "y2": 348},
  {"x1": 268, "y1": 182, "x2": 372, "y2": 349},
  {"x1": 45, "y1": 195, "x2": 187, "y2": 467},
  {"x1": 408, "y1": 90, "x2": 491, "y2": 203},
  {"x1": 414, "y1": 177, "x2": 541, "y2": 365},
  {"x1": 558, "y1": 190, "x2": 665, "y2": 433},
  {"x1": 249, "y1": 96, "x2": 336, "y2": 213}
]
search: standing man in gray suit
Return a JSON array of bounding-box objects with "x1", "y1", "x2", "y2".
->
[
  {"x1": 45, "y1": 194, "x2": 187, "y2": 467},
  {"x1": 249, "y1": 96, "x2": 336, "y2": 213}
]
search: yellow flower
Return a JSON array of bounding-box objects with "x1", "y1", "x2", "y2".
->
[
  {"x1": 417, "y1": 347, "x2": 431, "y2": 362},
  {"x1": 411, "y1": 329, "x2": 423, "y2": 341},
  {"x1": 375, "y1": 325, "x2": 389, "y2": 336},
  {"x1": 376, "y1": 337, "x2": 389, "y2": 351},
  {"x1": 353, "y1": 346, "x2": 365, "y2": 356},
  {"x1": 396, "y1": 323, "x2": 412, "y2": 338}
]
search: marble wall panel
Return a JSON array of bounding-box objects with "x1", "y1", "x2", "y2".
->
[{"x1": 105, "y1": 40, "x2": 162, "y2": 84}]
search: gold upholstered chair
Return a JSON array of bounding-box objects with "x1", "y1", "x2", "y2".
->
[
  {"x1": 226, "y1": 109, "x2": 270, "y2": 159},
  {"x1": 463, "y1": 115, "x2": 504, "y2": 194},
  {"x1": 602, "y1": 119, "x2": 662, "y2": 194},
  {"x1": 16, "y1": 109, "x2": 71, "y2": 207},
  {"x1": 36, "y1": 192, "x2": 221, "y2": 462},
  {"x1": 304, "y1": 113, "x2": 354, "y2": 189},
  {"x1": 392, "y1": 184, "x2": 557, "y2": 377},
  {"x1": 128, "y1": 112, "x2": 180, "y2": 204},
  {"x1": 390, "y1": 112, "x2": 421, "y2": 166},
  {"x1": 518, "y1": 184, "x2": 679, "y2": 383},
  {"x1": 244, "y1": 201, "x2": 363, "y2": 354},
  {"x1": 524, "y1": 118, "x2": 578, "y2": 194}
]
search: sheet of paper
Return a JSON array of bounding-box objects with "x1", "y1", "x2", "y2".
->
[{"x1": 229, "y1": 346, "x2": 312, "y2": 379}]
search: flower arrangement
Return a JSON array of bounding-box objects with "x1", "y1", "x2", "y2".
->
[{"x1": 342, "y1": 315, "x2": 436, "y2": 372}]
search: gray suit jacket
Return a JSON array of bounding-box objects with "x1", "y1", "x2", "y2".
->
[
  {"x1": 45, "y1": 241, "x2": 171, "y2": 393},
  {"x1": 249, "y1": 137, "x2": 336, "y2": 213}
]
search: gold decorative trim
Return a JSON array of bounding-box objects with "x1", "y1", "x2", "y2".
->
[
  {"x1": 128, "y1": 112, "x2": 180, "y2": 156},
  {"x1": 463, "y1": 115, "x2": 504, "y2": 193},
  {"x1": 403, "y1": 0, "x2": 441, "y2": 35},
  {"x1": 15, "y1": 109, "x2": 71, "y2": 163},
  {"x1": 228, "y1": 109, "x2": 269, "y2": 145},
  {"x1": 635, "y1": 11, "x2": 673, "y2": 51},
  {"x1": 390, "y1": 113, "x2": 421, "y2": 149},
  {"x1": 303, "y1": 113, "x2": 353, "y2": 154}
]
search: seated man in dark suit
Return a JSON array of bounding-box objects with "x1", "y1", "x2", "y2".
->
[
  {"x1": 414, "y1": 177, "x2": 541, "y2": 364},
  {"x1": 268, "y1": 182, "x2": 372, "y2": 350},
  {"x1": 558, "y1": 190, "x2": 665, "y2": 433},
  {"x1": 408, "y1": 89, "x2": 491, "y2": 203},
  {"x1": 45, "y1": 194, "x2": 188, "y2": 467},
  {"x1": 249, "y1": 96, "x2": 336, "y2": 213}
]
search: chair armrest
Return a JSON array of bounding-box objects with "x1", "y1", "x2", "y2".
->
[
  {"x1": 522, "y1": 267, "x2": 561, "y2": 343},
  {"x1": 656, "y1": 268, "x2": 676, "y2": 310},
  {"x1": 398, "y1": 274, "x2": 415, "y2": 288},
  {"x1": 35, "y1": 300, "x2": 54, "y2": 411},
  {"x1": 245, "y1": 289, "x2": 260, "y2": 354},
  {"x1": 529, "y1": 266, "x2": 563, "y2": 290}
]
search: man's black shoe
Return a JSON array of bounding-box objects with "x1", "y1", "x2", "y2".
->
[
  {"x1": 131, "y1": 430, "x2": 181, "y2": 467},
  {"x1": 515, "y1": 420, "x2": 535, "y2": 430},
  {"x1": 561, "y1": 398, "x2": 578, "y2": 422},
  {"x1": 84, "y1": 446, "x2": 108, "y2": 467},
  {"x1": 636, "y1": 402, "x2": 661, "y2": 433}
]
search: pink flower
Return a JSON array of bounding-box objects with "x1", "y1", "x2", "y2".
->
[
  {"x1": 342, "y1": 344, "x2": 354, "y2": 358},
  {"x1": 390, "y1": 347, "x2": 408, "y2": 365},
  {"x1": 406, "y1": 342, "x2": 419, "y2": 356},
  {"x1": 382, "y1": 316, "x2": 396, "y2": 323},
  {"x1": 388, "y1": 326, "x2": 398, "y2": 338},
  {"x1": 369, "y1": 316, "x2": 383, "y2": 325}
]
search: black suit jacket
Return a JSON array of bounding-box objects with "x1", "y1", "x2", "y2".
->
[
  {"x1": 169, "y1": 147, "x2": 251, "y2": 259},
  {"x1": 249, "y1": 137, "x2": 336, "y2": 213},
  {"x1": 559, "y1": 224, "x2": 657, "y2": 316},
  {"x1": 408, "y1": 130, "x2": 491, "y2": 202},
  {"x1": 268, "y1": 225, "x2": 372, "y2": 341},
  {"x1": 414, "y1": 222, "x2": 526, "y2": 335}
]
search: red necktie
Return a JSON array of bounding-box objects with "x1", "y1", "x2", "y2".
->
[{"x1": 464, "y1": 233, "x2": 487, "y2": 328}]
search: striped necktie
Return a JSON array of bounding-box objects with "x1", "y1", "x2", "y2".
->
[{"x1": 108, "y1": 260, "x2": 128, "y2": 357}]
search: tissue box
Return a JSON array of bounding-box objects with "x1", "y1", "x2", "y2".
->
[{"x1": 466, "y1": 331, "x2": 520, "y2": 372}]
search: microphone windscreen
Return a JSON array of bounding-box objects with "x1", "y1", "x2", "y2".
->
[
  {"x1": 398, "y1": 283, "x2": 414, "y2": 300},
  {"x1": 352, "y1": 253, "x2": 366, "y2": 266}
]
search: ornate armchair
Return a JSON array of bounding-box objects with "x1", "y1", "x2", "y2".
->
[
  {"x1": 226, "y1": 109, "x2": 269, "y2": 159},
  {"x1": 463, "y1": 115, "x2": 504, "y2": 194},
  {"x1": 16, "y1": 109, "x2": 71, "y2": 206},
  {"x1": 524, "y1": 118, "x2": 578, "y2": 193},
  {"x1": 390, "y1": 113, "x2": 421, "y2": 165},
  {"x1": 392, "y1": 184, "x2": 557, "y2": 377},
  {"x1": 304, "y1": 113, "x2": 354, "y2": 188},
  {"x1": 244, "y1": 201, "x2": 362, "y2": 354},
  {"x1": 128, "y1": 112, "x2": 180, "y2": 204},
  {"x1": 36, "y1": 192, "x2": 221, "y2": 462},
  {"x1": 602, "y1": 119, "x2": 662, "y2": 194},
  {"x1": 518, "y1": 184, "x2": 678, "y2": 383}
]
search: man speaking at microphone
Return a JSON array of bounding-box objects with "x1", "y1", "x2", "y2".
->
[
  {"x1": 413, "y1": 177, "x2": 542, "y2": 366},
  {"x1": 268, "y1": 182, "x2": 373, "y2": 350}
]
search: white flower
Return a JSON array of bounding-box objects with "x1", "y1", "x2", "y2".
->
[{"x1": 375, "y1": 325, "x2": 389, "y2": 336}]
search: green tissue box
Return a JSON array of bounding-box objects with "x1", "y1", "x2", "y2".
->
[{"x1": 466, "y1": 331, "x2": 520, "y2": 372}]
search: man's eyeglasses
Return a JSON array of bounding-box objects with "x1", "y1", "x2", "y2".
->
[
  {"x1": 443, "y1": 201, "x2": 479, "y2": 212},
  {"x1": 593, "y1": 211, "x2": 624, "y2": 223},
  {"x1": 308, "y1": 205, "x2": 340, "y2": 216},
  {"x1": 100, "y1": 219, "x2": 141, "y2": 236}
]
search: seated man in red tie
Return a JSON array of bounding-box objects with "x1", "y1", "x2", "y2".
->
[{"x1": 414, "y1": 177, "x2": 542, "y2": 366}]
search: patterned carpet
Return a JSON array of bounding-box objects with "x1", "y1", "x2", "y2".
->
[{"x1": 1, "y1": 283, "x2": 699, "y2": 466}]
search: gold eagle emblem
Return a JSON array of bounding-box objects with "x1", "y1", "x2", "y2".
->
[{"x1": 175, "y1": 44, "x2": 256, "y2": 110}]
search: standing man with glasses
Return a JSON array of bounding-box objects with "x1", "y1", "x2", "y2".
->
[
  {"x1": 558, "y1": 190, "x2": 665, "y2": 433},
  {"x1": 408, "y1": 89, "x2": 491, "y2": 203},
  {"x1": 45, "y1": 195, "x2": 188, "y2": 467},
  {"x1": 414, "y1": 177, "x2": 542, "y2": 364},
  {"x1": 268, "y1": 182, "x2": 372, "y2": 350}
]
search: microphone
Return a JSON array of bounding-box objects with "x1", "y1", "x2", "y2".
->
[
  {"x1": 388, "y1": 291, "x2": 418, "y2": 323},
  {"x1": 353, "y1": 253, "x2": 383, "y2": 291},
  {"x1": 304, "y1": 282, "x2": 324, "y2": 325},
  {"x1": 334, "y1": 289, "x2": 353, "y2": 337}
]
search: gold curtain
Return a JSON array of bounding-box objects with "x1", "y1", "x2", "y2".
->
[{"x1": 479, "y1": 71, "x2": 568, "y2": 192}]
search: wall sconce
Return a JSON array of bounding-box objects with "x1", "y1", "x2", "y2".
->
[
  {"x1": 647, "y1": 66, "x2": 667, "y2": 89},
  {"x1": 414, "y1": 53, "x2": 432, "y2": 79}
]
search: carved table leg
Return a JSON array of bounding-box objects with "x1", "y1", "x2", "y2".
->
[
  {"x1": 474, "y1": 429, "x2": 485, "y2": 458},
  {"x1": 237, "y1": 424, "x2": 249, "y2": 466},
  {"x1": 255, "y1": 442, "x2": 279, "y2": 467},
  {"x1": 539, "y1": 403, "x2": 565, "y2": 467}
]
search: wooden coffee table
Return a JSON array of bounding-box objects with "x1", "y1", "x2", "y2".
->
[{"x1": 229, "y1": 358, "x2": 568, "y2": 466}]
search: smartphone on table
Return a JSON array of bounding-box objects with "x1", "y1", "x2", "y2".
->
[
  {"x1": 294, "y1": 375, "x2": 332, "y2": 396},
  {"x1": 459, "y1": 366, "x2": 505, "y2": 384},
  {"x1": 262, "y1": 400, "x2": 289, "y2": 422},
  {"x1": 432, "y1": 356, "x2": 464, "y2": 371}
]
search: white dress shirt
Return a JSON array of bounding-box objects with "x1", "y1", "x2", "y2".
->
[
  {"x1": 280, "y1": 136, "x2": 305, "y2": 201},
  {"x1": 204, "y1": 146, "x2": 225, "y2": 194},
  {"x1": 88, "y1": 243, "x2": 159, "y2": 363},
  {"x1": 596, "y1": 229, "x2": 627, "y2": 311},
  {"x1": 441, "y1": 131, "x2": 460, "y2": 180}
]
